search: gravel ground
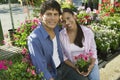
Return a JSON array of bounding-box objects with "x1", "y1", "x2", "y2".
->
[
  {"x1": 100, "y1": 54, "x2": 120, "y2": 80},
  {"x1": 0, "y1": 4, "x2": 33, "y2": 35}
]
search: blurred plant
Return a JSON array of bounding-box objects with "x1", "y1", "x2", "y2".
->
[
  {"x1": 92, "y1": 24, "x2": 119, "y2": 54},
  {"x1": 0, "y1": 52, "x2": 44, "y2": 80},
  {"x1": 99, "y1": 0, "x2": 115, "y2": 18},
  {"x1": 77, "y1": 9, "x2": 92, "y2": 25},
  {"x1": 114, "y1": 1, "x2": 120, "y2": 13},
  {"x1": 61, "y1": 2, "x2": 77, "y2": 12},
  {"x1": 0, "y1": 60, "x2": 12, "y2": 70},
  {"x1": 0, "y1": 18, "x2": 45, "y2": 80},
  {"x1": 14, "y1": 19, "x2": 39, "y2": 48}
]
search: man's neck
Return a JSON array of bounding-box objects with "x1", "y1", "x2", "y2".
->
[{"x1": 42, "y1": 23, "x2": 55, "y2": 39}]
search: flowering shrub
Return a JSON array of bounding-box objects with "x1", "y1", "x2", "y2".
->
[
  {"x1": 0, "y1": 51, "x2": 44, "y2": 80},
  {"x1": 77, "y1": 8, "x2": 100, "y2": 26},
  {"x1": 98, "y1": 0, "x2": 120, "y2": 17},
  {"x1": 91, "y1": 23, "x2": 120, "y2": 59},
  {"x1": 14, "y1": 19, "x2": 39, "y2": 48},
  {"x1": 77, "y1": 10, "x2": 92, "y2": 25},
  {"x1": 0, "y1": 19, "x2": 45, "y2": 80},
  {"x1": 114, "y1": 2, "x2": 120, "y2": 12},
  {"x1": 0, "y1": 60, "x2": 12, "y2": 70},
  {"x1": 74, "y1": 52, "x2": 93, "y2": 72}
]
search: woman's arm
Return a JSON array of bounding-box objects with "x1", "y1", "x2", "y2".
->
[{"x1": 64, "y1": 59, "x2": 77, "y2": 70}]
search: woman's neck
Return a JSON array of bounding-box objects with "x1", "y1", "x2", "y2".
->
[
  {"x1": 67, "y1": 27, "x2": 78, "y2": 43},
  {"x1": 67, "y1": 24, "x2": 77, "y2": 34}
]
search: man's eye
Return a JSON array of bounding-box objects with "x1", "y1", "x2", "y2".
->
[
  {"x1": 46, "y1": 13, "x2": 51, "y2": 16},
  {"x1": 54, "y1": 13, "x2": 59, "y2": 16}
]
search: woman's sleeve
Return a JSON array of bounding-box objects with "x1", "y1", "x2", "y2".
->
[
  {"x1": 90, "y1": 30, "x2": 97, "y2": 59},
  {"x1": 59, "y1": 31, "x2": 68, "y2": 61}
]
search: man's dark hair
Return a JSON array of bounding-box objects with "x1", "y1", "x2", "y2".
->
[{"x1": 40, "y1": 0, "x2": 61, "y2": 15}]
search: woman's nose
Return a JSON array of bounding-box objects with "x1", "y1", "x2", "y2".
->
[{"x1": 65, "y1": 20, "x2": 69, "y2": 25}]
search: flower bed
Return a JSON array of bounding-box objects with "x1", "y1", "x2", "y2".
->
[{"x1": 0, "y1": 18, "x2": 45, "y2": 79}]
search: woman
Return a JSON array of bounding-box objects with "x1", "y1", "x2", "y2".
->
[{"x1": 60, "y1": 8, "x2": 100, "y2": 80}]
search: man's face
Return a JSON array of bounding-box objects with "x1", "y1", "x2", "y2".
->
[{"x1": 41, "y1": 9, "x2": 60, "y2": 30}]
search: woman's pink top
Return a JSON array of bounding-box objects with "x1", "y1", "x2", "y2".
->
[{"x1": 60, "y1": 25, "x2": 98, "y2": 64}]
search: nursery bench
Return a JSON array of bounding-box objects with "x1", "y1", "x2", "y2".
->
[
  {"x1": 0, "y1": 45, "x2": 22, "y2": 59},
  {"x1": 0, "y1": 45, "x2": 119, "y2": 69}
]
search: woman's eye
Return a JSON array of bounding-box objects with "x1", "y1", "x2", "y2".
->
[{"x1": 61, "y1": 20, "x2": 66, "y2": 24}]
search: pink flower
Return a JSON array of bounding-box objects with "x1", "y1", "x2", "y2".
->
[
  {"x1": 78, "y1": 54, "x2": 83, "y2": 59},
  {"x1": 31, "y1": 70, "x2": 36, "y2": 75},
  {"x1": 17, "y1": 27, "x2": 20, "y2": 33},
  {"x1": 0, "y1": 60, "x2": 12, "y2": 70},
  {"x1": 27, "y1": 68, "x2": 30, "y2": 72},
  {"x1": 33, "y1": 19, "x2": 39, "y2": 24},
  {"x1": 8, "y1": 60, "x2": 12, "y2": 66},
  {"x1": 3, "y1": 66, "x2": 8, "y2": 70},
  {"x1": 25, "y1": 20, "x2": 32, "y2": 24},
  {"x1": 82, "y1": 55, "x2": 89, "y2": 62},
  {"x1": 75, "y1": 52, "x2": 93, "y2": 70},
  {"x1": 2, "y1": 40, "x2": 5, "y2": 45},
  {"x1": 21, "y1": 48, "x2": 27, "y2": 55},
  {"x1": 31, "y1": 25, "x2": 37, "y2": 30},
  {"x1": 74, "y1": 56, "x2": 78, "y2": 60},
  {"x1": 22, "y1": 58, "x2": 28, "y2": 63},
  {"x1": 21, "y1": 29, "x2": 24, "y2": 33},
  {"x1": 0, "y1": 63, "x2": 4, "y2": 70},
  {"x1": 86, "y1": 51, "x2": 93, "y2": 57}
]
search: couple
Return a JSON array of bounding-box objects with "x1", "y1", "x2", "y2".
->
[{"x1": 27, "y1": 0, "x2": 100, "y2": 80}]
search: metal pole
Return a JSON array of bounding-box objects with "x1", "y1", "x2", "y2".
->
[
  {"x1": 0, "y1": 19, "x2": 4, "y2": 45},
  {"x1": 99, "y1": 0, "x2": 102, "y2": 10},
  {"x1": 8, "y1": 0, "x2": 15, "y2": 31}
]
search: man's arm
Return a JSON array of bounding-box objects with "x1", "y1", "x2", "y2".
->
[{"x1": 27, "y1": 37, "x2": 53, "y2": 80}]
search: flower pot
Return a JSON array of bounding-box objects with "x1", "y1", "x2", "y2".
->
[
  {"x1": 77, "y1": 63, "x2": 90, "y2": 72},
  {"x1": 8, "y1": 29, "x2": 16, "y2": 45},
  {"x1": 0, "y1": 20, "x2": 4, "y2": 45}
]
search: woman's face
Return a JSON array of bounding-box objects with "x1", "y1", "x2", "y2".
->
[{"x1": 62, "y1": 12, "x2": 77, "y2": 30}]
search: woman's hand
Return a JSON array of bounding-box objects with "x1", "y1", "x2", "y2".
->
[
  {"x1": 77, "y1": 64, "x2": 94, "y2": 76},
  {"x1": 80, "y1": 64, "x2": 94, "y2": 76}
]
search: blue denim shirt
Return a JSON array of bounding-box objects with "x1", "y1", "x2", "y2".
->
[{"x1": 27, "y1": 23, "x2": 64, "y2": 80}]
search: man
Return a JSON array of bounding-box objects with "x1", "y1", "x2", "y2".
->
[{"x1": 27, "y1": 0, "x2": 88, "y2": 80}]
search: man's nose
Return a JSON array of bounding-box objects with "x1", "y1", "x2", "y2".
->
[{"x1": 51, "y1": 15, "x2": 56, "y2": 19}]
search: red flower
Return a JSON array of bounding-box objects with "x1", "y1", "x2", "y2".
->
[
  {"x1": 110, "y1": 8, "x2": 115, "y2": 13},
  {"x1": 84, "y1": 15, "x2": 90, "y2": 19}
]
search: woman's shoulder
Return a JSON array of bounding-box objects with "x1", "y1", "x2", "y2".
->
[
  {"x1": 81, "y1": 25, "x2": 94, "y2": 36},
  {"x1": 60, "y1": 28, "x2": 67, "y2": 35}
]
